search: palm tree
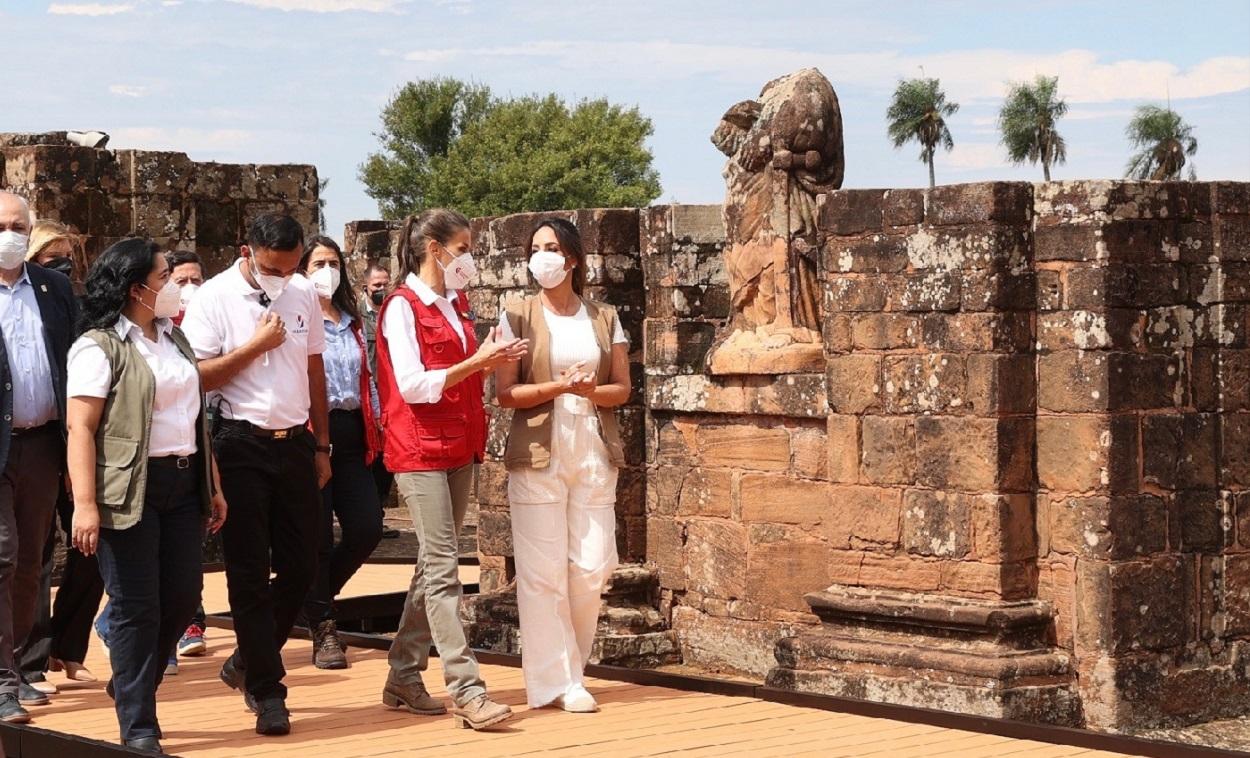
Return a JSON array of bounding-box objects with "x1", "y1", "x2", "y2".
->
[
  {"x1": 1125, "y1": 104, "x2": 1197, "y2": 180},
  {"x1": 317, "y1": 177, "x2": 330, "y2": 231},
  {"x1": 886, "y1": 77, "x2": 959, "y2": 188},
  {"x1": 998, "y1": 75, "x2": 1068, "y2": 181}
]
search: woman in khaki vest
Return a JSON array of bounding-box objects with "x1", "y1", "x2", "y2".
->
[
  {"x1": 495, "y1": 218, "x2": 631, "y2": 712},
  {"x1": 66, "y1": 239, "x2": 227, "y2": 753}
]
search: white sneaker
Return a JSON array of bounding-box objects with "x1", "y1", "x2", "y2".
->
[{"x1": 555, "y1": 686, "x2": 598, "y2": 713}]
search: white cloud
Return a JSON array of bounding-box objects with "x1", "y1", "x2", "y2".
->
[
  {"x1": 47, "y1": 2, "x2": 135, "y2": 15},
  {"x1": 401, "y1": 42, "x2": 1250, "y2": 105},
  {"x1": 109, "y1": 84, "x2": 149, "y2": 98},
  {"x1": 162, "y1": 1, "x2": 183, "y2": 5},
  {"x1": 223, "y1": 0, "x2": 406, "y2": 11},
  {"x1": 943, "y1": 143, "x2": 1007, "y2": 171},
  {"x1": 111, "y1": 127, "x2": 256, "y2": 155}
]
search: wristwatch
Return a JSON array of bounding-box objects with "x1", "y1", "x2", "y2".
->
[{"x1": 316, "y1": 444, "x2": 333, "y2": 455}]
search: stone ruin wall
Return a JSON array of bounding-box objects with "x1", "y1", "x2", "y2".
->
[
  {"x1": 0, "y1": 131, "x2": 320, "y2": 275},
  {"x1": 349, "y1": 179, "x2": 1250, "y2": 731}
]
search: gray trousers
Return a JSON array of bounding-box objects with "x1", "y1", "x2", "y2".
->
[
  {"x1": 387, "y1": 464, "x2": 485, "y2": 706},
  {"x1": 0, "y1": 425, "x2": 62, "y2": 696}
]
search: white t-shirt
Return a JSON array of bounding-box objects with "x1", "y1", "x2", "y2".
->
[
  {"x1": 180, "y1": 259, "x2": 325, "y2": 430},
  {"x1": 67, "y1": 316, "x2": 200, "y2": 457},
  {"x1": 379, "y1": 273, "x2": 467, "y2": 405},
  {"x1": 498, "y1": 300, "x2": 628, "y2": 415}
]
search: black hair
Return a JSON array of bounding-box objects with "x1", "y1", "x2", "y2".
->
[
  {"x1": 247, "y1": 213, "x2": 304, "y2": 252},
  {"x1": 527, "y1": 218, "x2": 586, "y2": 295},
  {"x1": 364, "y1": 262, "x2": 390, "y2": 278},
  {"x1": 166, "y1": 249, "x2": 203, "y2": 270},
  {"x1": 78, "y1": 238, "x2": 162, "y2": 336},
  {"x1": 397, "y1": 208, "x2": 470, "y2": 281},
  {"x1": 300, "y1": 235, "x2": 361, "y2": 323}
]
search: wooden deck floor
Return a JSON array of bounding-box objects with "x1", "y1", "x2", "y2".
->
[{"x1": 30, "y1": 566, "x2": 1140, "y2": 757}]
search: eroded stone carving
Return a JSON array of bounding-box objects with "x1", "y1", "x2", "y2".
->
[{"x1": 706, "y1": 67, "x2": 844, "y2": 374}]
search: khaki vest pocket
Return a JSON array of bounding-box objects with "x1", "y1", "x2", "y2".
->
[{"x1": 97, "y1": 435, "x2": 139, "y2": 508}]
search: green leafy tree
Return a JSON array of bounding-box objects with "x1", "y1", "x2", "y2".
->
[
  {"x1": 886, "y1": 77, "x2": 959, "y2": 188},
  {"x1": 316, "y1": 177, "x2": 329, "y2": 230},
  {"x1": 1125, "y1": 104, "x2": 1198, "y2": 181},
  {"x1": 998, "y1": 75, "x2": 1068, "y2": 181},
  {"x1": 359, "y1": 77, "x2": 493, "y2": 219},
  {"x1": 360, "y1": 78, "x2": 661, "y2": 219}
]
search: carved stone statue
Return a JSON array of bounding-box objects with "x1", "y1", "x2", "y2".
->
[{"x1": 706, "y1": 68, "x2": 844, "y2": 375}]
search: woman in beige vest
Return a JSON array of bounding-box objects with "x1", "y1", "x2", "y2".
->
[
  {"x1": 66, "y1": 239, "x2": 226, "y2": 753},
  {"x1": 495, "y1": 218, "x2": 631, "y2": 712}
]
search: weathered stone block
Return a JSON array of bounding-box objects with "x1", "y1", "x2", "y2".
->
[
  {"x1": 825, "y1": 276, "x2": 889, "y2": 312},
  {"x1": 1037, "y1": 414, "x2": 1139, "y2": 494},
  {"x1": 574, "y1": 208, "x2": 640, "y2": 255},
  {"x1": 677, "y1": 469, "x2": 732, "y2": 519},
  {"x1": 789, "y1": 426, "x2": 828, "y2": 480},
  {"x1": 920, "y1": 312, "x2": 1031, "y2": 352},
  {"x1": 819, "y1": 189, "x2": 884, "y2": 235},
  {"x1": 121, "y1": 150, "x2": 194, "y2": 196},
  {"x1": 825, "y1": 486, "x2": 900, "y2": 549},
  {"x1": 959, "y1": 269, "x2": 1035, "y2": 312},
  {"x1": 647, "y1": 517, "x2": 685, "y2": 591},
  {"x1": 852, "y1": 313, "x2": 919, "y2": 350},
  {"x1": 859, "y1": 416, "x2": 915, "y2": 484},
  {"x1": 882, "y1": 188, "x2": 924, "y2": 227},
  {"x1": 971, "y1": 494, "x2": 1036, "y2": 562},
  {"x1": 1174, "y1": 490, "x2": 1226, "y2": 552},
  {"x1": 858, "y1": 554, "x2": 940, "y2": 591},
  {"x1": 1075, "y1": 556, "x2": 1188, "y2": 655},
  {"x1": 881, "y1": 354, "x2": 966, "y2": 414},
  {"x1": 1221, "y1": 412, "x2": 1250, "y2": 487},
  {"x1": 822, "y1": 234, "x2": 909, "y2": 273},
  {"x1": 914, "y1": 417, "x2": 1032, "y2": 492},
  {"x1": 902, "y1": 490, "x2": 971, "y2": 558},
  {"x1": 1037, "y1": 309, "x2": 1144, "y2": 351},
  {"x1": 740, "y1": 475, "x2": 826, "y2": 526},
  {"x1": 826, "y1": 414, "x2": 858, "y2": 483},
  {"x1": 939, "y1": 559, "x2": 1036, "y2": 599},
  {"x1": 925, "y1": 182, "x2": 1031, "y2": 227},
  {"x1": 826, "y1": 354, "x2": 881, "y2": 414},
  {"x1": 745, "y1": 537, "x2": 833, "y2": 612},
  {"x1": 684, "y1": 518, "x2": 749, "y2": 599},
  {"x1": 897, "y1": 271, "x2": 961, "y2": 311},
  {"x1": 696, "y1": 423, "x2": 790, "y2": 471},
  {"x1": 1066, "y1": 265, "x2": 1186, "y2": 310},
  {"x1": 965, "y1": 354, "x2": 1036, "y2": 415},
  {"x1": 1141, "y1": 413, "x2": 1217, "y2": 489},
  {"x1": 1049, "y1": 495, "x2": 1167, "y2": 559}
]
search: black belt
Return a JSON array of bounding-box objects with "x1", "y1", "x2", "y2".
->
[
  {"x1": 219, "y1": 418, "x2": 307, "y2": 440},
  {"x1": 150, "y1": 454, "x2": 197, "y2": 470},
  {"x1": 11, "y1": 421, "x2": 56, "y2": 438}
]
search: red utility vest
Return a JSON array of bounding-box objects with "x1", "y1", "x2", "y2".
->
[{"x1": 375, "y1": 286, "x2": 486, "y2": 472}]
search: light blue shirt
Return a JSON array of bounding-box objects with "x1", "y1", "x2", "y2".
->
[
  {"x1": 0, "y1": 265, "x2": 58, "y2": 428},
  {"x1": 323, "y1": 312, "x2": 363, "y2": 412}
]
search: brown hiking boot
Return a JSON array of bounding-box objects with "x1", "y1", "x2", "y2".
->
[
  {"x1": 382, "y1": 675, "x2": 447, "y2": 715},
  {"x1": 312, "y1": 620, "x2": 348, "y2": 670},
  {"x1": 450, "y1": 693, "x2": 513, "y2": 731}
]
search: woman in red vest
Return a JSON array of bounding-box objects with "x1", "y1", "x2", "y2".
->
[{"x1": 373, "y1": 208, "x2": 527, "y2": 731}]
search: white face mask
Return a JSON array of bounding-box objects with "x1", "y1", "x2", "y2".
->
[
  {"x1": 0, "y1": 231, "x2": 29, "y2": 270},
  {"x1": 248, "y1": 257, "x2": 291, "y2": 304},
  {"x1": 437, "y1": 246, "x2": 477, "y2": 291},
  {"x1": 179, "y1": 283, "x2": 200, "y2": 310},
  {"x1": 528, "y1": 250, "x2": 569, "y2": 290},
  {"x1": 144, "y1": 280, "x2": 182, "y2": 319},
  {"x1": 309, "y1": 266, "x2": 341, "y2": 299}
]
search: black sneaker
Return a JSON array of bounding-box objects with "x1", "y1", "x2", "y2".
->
[
  {"x1": 219, "y1": 654, "x2": 257, "y2": 713},
  {"x1": 0, "y1": 693, "x2": 30, "y2": 723},
  {"x1": 255, "y1": 697, "x2": 290, "y2": 736},
  {"x1": 17, "y1": 682, "x2": 49, "y2": 706}
]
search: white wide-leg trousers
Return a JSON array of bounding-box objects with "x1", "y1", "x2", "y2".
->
[{"x1": 509, "y1": 397, "x2": 619, "y2": 707}]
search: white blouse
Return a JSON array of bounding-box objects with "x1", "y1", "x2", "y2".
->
[
  {"x1": 497, "y1": 301, "x2": 628, "y2": 416},
  {"x1": 379, "y1": 273, "x2": 467, "y2": 405},
  {"x1": 67, "y1": 316, "x2": 200, "y2": 457}
]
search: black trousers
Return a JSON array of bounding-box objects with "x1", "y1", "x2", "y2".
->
[
  {"x1": 214, "y1": 423, "x2": 320, "y2": 701},
  {"x1": 303, "y1": 411, "x2": 382, "y2": 623},
  {"x1": 20, "y1": 485, "x2": 104, "y2": 679},
  {"x1": 96, "y1": 461, "x2": 204, "y2": 741}
]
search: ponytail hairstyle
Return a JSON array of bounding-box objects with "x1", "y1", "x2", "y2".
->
[
  {"x1": 527, "y1": 218, "x2": 586, "y2": 296},
  {"x1": 397, "y1": 208, "x2": 471, "y2": 281}
]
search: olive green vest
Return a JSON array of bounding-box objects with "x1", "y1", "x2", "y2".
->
[
  {"x1": 502, "y1": 295, "x2": 626, "y2": 470},
  {"x1": 87, "y1": 325, "x2": 213, "y2": 530}
]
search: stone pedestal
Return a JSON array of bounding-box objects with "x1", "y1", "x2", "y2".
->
[
  {"x1": 766, "y1": 585, "x2": 1079, "y2": 724},
  {"x1": 463, "y1": 564, "x2": 680, "y2": 668}
]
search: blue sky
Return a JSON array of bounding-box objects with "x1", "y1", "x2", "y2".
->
[{"x1": 4, "y1": 0, "x2": 1249, "y2": 239}]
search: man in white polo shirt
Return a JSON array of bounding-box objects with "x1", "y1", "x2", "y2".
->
[{"x1": 180, "y1": 214, "x2": 330, "y2": 737}]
